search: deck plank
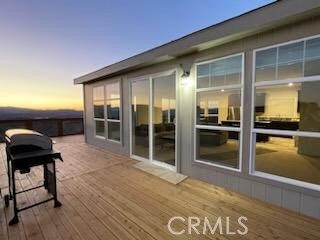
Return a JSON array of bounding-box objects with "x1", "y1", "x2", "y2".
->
[
  {"x1": 105, "y1": 164, "x2": 319, "y2": 239},
  {"x1": 0, "y1": 135, "x2": 319, "y2": 240}
]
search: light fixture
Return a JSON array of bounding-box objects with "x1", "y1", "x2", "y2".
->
[
  {"x1": 221, "y1": 89, "x2": 225, "y2": 92},
  {"x1": 180, "y1": 69, "x2": 192, "y2": 87},
  {"x1": 181, "y1": 70, "x2": 190, "y2": 79},
  {"x1": 288, "y1": 82, "x2": 293, "y2": 87}
]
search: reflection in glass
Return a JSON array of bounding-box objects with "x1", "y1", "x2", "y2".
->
[
  {"x1": 254, "y1": 134, "x2": 320, "y2": 185},
  {"x1": 106, "y1": 82, "x2": 120, "y2": 99},
  {"x1": 223, "y1": 55, "x2": 242, "y2": 86},
  {"x1": 197, "y1": 55, "x2": 242, "y2": 88},
  {"x1": 108, "y1": 121, "x2": 120, "y2": 141},
  {"x1": 197, "y1": 89, "x2": 241, "y2": 126},
  {"x1": 255, "y1": 48, "x2": 277, "y2": 82},
  {"x1": 211, "y1": 60, "x2": 225, "y2": 87},
  {"x1": 305, "y1": 38, "x2": 320, "y2": 77},
  {"x1": 152, "y1": 74, "x2": 176, "y2": 166},
  {"x1": 95, "y1": 121, "x2": 105, "y2": 137},
  {"x1": 131, "y1": 79, "x2": 150, "y2": 159},
  {"x1": 196, "y1": 129, "x2": 239, "y2": 168},
  {"x1": 197, "y1": 64, "x2": 210, "y2": 88},
  {"x1": 210, "y1": 56, "x2": 242, "y2": 87},
  {"x1": 94, "y1": 101, "x2": 104, "y2": 119},
  {"x1": 256, "y1": 37, "x2": 320, "y2": 82},
  {"x1": 254, "y1": 82, "x2": 320, "y2": 132},
  {"x1": 107, "y1": 100, "x2": 120, "y2": 120},
  {"x1": 93, "y1": 86, "x2": 104, "y2": 100},
  {"x1": 278, "y1": 42, "x2": 303, "y2": 79}
]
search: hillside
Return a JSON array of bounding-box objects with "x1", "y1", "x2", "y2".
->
[{"x1": 0, "y1": 107, "x2": 83, "y2": 120}]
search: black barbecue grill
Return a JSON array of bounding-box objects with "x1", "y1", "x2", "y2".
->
[{"x1": 4, "y1": 129, "x2": 63, "y2": 225}]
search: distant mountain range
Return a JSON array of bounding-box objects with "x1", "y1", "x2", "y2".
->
[{"x1": 0, "y1": 107, "x2": 83, "y2": 120}]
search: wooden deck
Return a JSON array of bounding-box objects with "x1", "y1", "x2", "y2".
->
[{"x1": 0, "y1": 135, "x2": 319, "y2": 240}]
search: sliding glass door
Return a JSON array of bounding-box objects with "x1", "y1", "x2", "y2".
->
[
  {"x1": 152, "y1": 74, "x2": 176, "y2": 166},
  {"x1": 131, "y1": 79, "x2": 150, "y2": 160},
  {"x1": 130, "y1": 72, "x2": 176, "y2": 169}
]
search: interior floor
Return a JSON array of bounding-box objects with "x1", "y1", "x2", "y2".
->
[
  {"x1": 199, "y1": 137, "x2": 320, "y2": 185},
  {"x1": 256, "y1": 137, "x2": 320, "y2": 185},
  {"x1": 132, "y1": 143, "x2": 175, "y2": 166}
]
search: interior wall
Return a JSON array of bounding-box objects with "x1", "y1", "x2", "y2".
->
[{"x1": 260, "y1": 87, "x2": 299, "y2": 119}]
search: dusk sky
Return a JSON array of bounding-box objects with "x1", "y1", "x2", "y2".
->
[{"x1": 0, "y1": 0, "x2": 273, "y2": 110}]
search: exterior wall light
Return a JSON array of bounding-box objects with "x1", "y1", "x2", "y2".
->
[{"x1": 181, "y1": 70, "x2": 192, "y2": 87}]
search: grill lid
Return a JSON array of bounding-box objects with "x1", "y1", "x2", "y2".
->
[{"x1": 5, "y1": 129, "x2": 52, "y2": 150}]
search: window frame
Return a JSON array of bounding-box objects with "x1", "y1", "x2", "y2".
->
[
  {"x1": 128, "y1": 69, "x2": 178, "y2": 172},
  {"x1": 254, "y1": 34, "x2": 320, "y2": 83},
  {"x1": 93, "y1": 86, "x2": 106, "y2": 139},
  {"x1": 105, "y1": 80, "x2": 122, "y2": 143},
  {"x1": 194, "y1": 52, "x2": 245, "y2": 172},
  {"x1": 250, "y1": 34, "x2": 320, "y2": 191},
  {"x1": 92, "y1": 80, "x2": 122, "y2": 143}
]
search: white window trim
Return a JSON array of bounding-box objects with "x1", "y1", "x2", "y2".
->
[
  {"x1": 128, "y1": 69, "x2": 178, "y2": 172},
  {"x1": 106, "y1": 119, "x2": 121, "y2": 123},
  {"x1": 255, "y1": 34, "x2": 320, "y2": 82},
  {"x1": 253, "y1": 170, "x2": 320, "y2": 192},
  {"x1": 250, "y1": 34, "x2": 320, "y2": 191},
  {"x1": 93, "y1": 118, "x2": 106, "y2": 139},
  {"x1": 194, "y1": 52, "x2": 245, "y2": 172},
  {"x1": 254, "y1": 75, "x2": 320, "y2": 87},
  {"x1": 93, "y1": 86, "x2": 106, "y2": 139},
  {"x1": 105, "y1": 80, "x2": 122, "y2": 143},
  {"x1": 93, "y1": 81, "x2": 122, "y2": 142},
  {"x1": 195, "y1": 84, "x2": 242, "y2": 93}
]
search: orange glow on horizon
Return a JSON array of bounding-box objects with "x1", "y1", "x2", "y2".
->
[
  {"x1": 0, "y1": 71, "x2": 83, "y2": 111},
  {"x1": 0, "y1": 95, "x2": 83, "y2": 110}
]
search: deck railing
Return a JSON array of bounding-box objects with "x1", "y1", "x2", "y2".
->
[{"x1": 0, "y1": 118, "x2": 84, "y2": 142}]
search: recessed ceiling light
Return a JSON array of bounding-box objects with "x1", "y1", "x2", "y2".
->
[
  {"x1": 221, "y1": 89, "x2": 225, "y2": 92},
  {"x1": 288, "y1": 83, "x2": 293, "y2": 87}
]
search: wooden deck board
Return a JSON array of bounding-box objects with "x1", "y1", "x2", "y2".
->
[{"x1": 0, "y1": 135, "x2": 319, "y2": 240}]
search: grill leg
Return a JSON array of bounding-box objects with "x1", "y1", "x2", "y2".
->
[
  {"x1": 9, "y1": 216, "x2": 19, "y2": 225},
  {"x1": 53, "y1": 161, "x2": 61, "y2": 208},
  {"x1": 43, "y1": 164, "x2": 48, "y2": 190},
  {"x1": 9, "y1": 168, "x2": 19, "y2": 225},
  {"x1": 46, "y1": 161, "x2": 62, "y2": 208},
  {"x1": 6, "y1": 147, "x2": 12, "y2": 200}
]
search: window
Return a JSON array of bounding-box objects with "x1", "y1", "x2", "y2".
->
[
  {"x1": 255, "y1": 37, "x2": 320, "y2": 82},
  {"x1": 252, "y1": 36, "x2": 320, "y2": 187},
  {"x1": 106, "y1": 82, "x2": 121, "y2": 141},
  {"x1": 93, "y1": 81, "x2": 121, "y2": 141},
  {"x1": 195, "y1": 54, "x2": 243, "y2": 170},
  {"x1": 197, "y1": 55, "x2": 242, "y2": 88},
  {"x1": 305, "y1": 38, "x2": 320, "y2": 76},
  {"x1": 93, "y1": 86, "x2": 105, "y2": 137}
]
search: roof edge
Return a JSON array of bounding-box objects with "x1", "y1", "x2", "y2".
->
[{"x1": 74, "y1": 0, "x2": 320, "y2": 84}]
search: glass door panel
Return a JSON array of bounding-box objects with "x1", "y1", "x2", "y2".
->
[
  {"x1": 131, "y1": 79, "x2": 150, "y2": 159},
  {"x1": 152, "y1": 74, "x2": 176, "y2": 166}
]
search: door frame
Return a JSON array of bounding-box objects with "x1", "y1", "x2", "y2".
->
[{"x1": 129, "y1": 69, "x2": 178, "y2": 172}]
